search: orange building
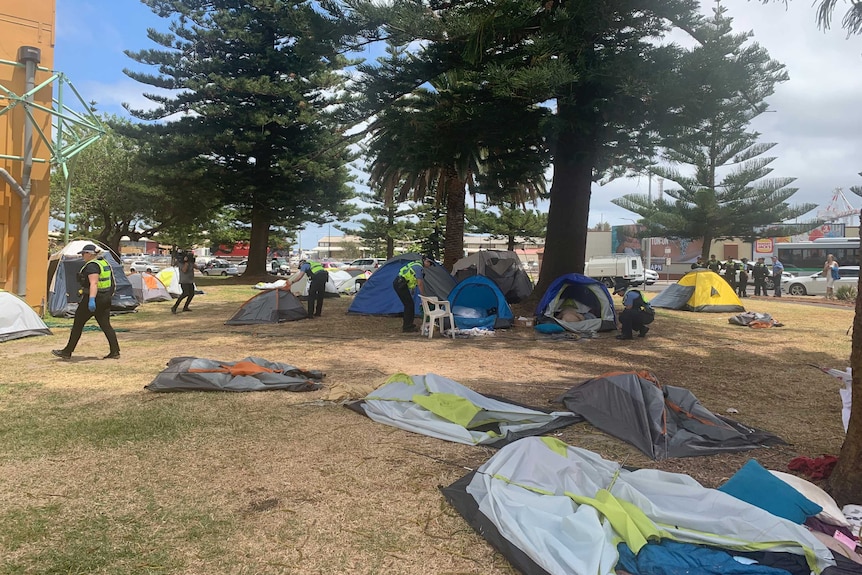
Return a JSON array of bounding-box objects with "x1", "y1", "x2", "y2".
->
[{"x1": 0, "y1": 0, "x2": 55, "y2": 309}]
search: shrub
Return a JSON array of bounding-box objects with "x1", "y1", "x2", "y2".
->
[{"x1": 836, "y1": 285, "x2": 857, "y2": 301}]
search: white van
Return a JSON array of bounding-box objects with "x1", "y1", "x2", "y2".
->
[{"x1": 583, "y1": 255, "x2": 645, "y2": 289}]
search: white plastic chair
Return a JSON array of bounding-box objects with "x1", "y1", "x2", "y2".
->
[{"x1": 419, "y1": 296, "x2": 455, "y2": 339}]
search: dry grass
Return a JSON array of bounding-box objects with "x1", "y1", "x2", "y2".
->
[{"x1": 0, "y1": 278, "x2": 852, "y2": 574}]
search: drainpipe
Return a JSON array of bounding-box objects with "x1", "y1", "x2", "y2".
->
[{"x1": 14, "y1": 46, "x2": 40, "y2": 297}]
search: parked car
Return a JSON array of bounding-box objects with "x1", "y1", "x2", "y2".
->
[
  {"x1": 347, "y1": 258, "x2": 385, "y2": 271},
  {"x1": 129, "y1": 260, "x2": 160, "y2": 274},
  {"x1": 202, "y1": 261, "x2": 236, "y2": 276},
  {"x1": 643, "y1": 269, "x2": 659, "y2": 285},
  {"x1": 236, "y1": 260, "x2": 247, "y2": 274},
  {"x1": 321, "y1": 261, "x2": 346, "y2": 270},
  {"x1": 783, "y1": 266, "x2": 859, "y2": 296}
]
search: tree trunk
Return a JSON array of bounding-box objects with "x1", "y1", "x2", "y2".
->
[
  {"x1": 826, "y1": 233, "x2": 862, "y2": 505},
  {"x1": 701, "y1": 232, "x2": 714, "y2": 262},
  {"x1": 533, "y1": 107, "x2": 595, "y2": 302},
  {"x1": 443, "y1": 169, "x2": 466, "y2": 271},
  {"x1": 246, "y1": 207, "x2": 271, "y2": 277}
]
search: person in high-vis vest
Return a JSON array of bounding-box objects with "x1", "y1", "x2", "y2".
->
[
  {"x1": 52, "y1": 244, "x2": 121, "y2": 360},
  {"x1": 392, "y1": 255, "x2": 433, "y2": 332},
  {"x1": 287, "y1": 259, "x2": 329, "y2": 318}
]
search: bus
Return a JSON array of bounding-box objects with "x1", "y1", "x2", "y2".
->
[{"x1": 774, "y1": 237, "x2": 860, "y2": 273}]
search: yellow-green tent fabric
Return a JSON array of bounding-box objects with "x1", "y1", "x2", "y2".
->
[{"x1": 650, "y1": 270, "x2": 744, "y2": 312}]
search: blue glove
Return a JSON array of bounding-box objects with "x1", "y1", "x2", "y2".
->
[{"x1": 88, "y1": 297, "x2": 96, "y2": 312}]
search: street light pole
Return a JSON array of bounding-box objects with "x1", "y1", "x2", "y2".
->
[{"x1": 646, "y1": 173, "x2": 652, "y2": 273}]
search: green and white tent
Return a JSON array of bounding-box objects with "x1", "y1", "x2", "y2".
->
[
  {"x1": 347, "y1": 373, "x2": 580, "y2": 448},
  {"x1": 442, "y1": 436, "x2": 834, "y2": 575}
]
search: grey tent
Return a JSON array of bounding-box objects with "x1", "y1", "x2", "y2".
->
[
  {"x1": 441, "y1": 437, "x2": 833, "y2": 575},
  {"x1": 346, "y1": 373, "x2": 580, "y2": 447},
  {"x1": 47, "y1": 239, "x2": 138, "y2": 317},
  {"x1": 0, "y1": 290, "x2": 52, "y2": 342},
  {"x1": 145, "y1": 356, "x2": 324, "y2": 392},
  {"x1": 451, "y1": 250, "x2": 533, "y2": 303},
  {"x1": 128, "y1": 272, "x2": 172, "y2": 303},
  {"x1": 225, "y1": 288, "x2": 307, "y2": 325},
  {"x1": 556, "y1": 371, "x2": 784, "y2": 460}
]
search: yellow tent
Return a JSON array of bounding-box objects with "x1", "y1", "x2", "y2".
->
[{"x1": 650, "y1": 270, "x2": 744, "y2": 312}]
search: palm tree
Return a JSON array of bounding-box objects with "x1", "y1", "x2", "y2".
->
[{"x1": 365, "y1": 71, "x2": 549, "y2": 270}]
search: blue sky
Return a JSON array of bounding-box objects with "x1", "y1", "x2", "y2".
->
[{"x1": 54, "y1": 1, "x2": 862, "y2": 250}]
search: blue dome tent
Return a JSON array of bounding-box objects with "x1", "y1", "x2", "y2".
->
[
  {"x1": 448, "y1": 275, "x2": 513, "y2": 330},
  {"x1": 535, "y1": 273, "x2": 617, "y2": 332},
  {"x1": 347, "y1": 253, "x2": 456, "y2": 316}
]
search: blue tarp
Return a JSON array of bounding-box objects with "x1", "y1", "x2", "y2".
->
[
  {"x1": 347, "y1": 253, "x2": 456, "y2": 316},
  {"x1": 448, "y1": 275, "x2": 514, "y2": 329}
]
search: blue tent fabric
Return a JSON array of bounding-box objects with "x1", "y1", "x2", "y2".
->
[
  {"x1": 617, "y1": 540, "x2": 794, "y2": 575},
  {"x1": 447, "y1": 275, "x2": 514, "y2": 329},
  {"x1": 535, "y1": 273, "x2": 617, "y2": 331},
  {"x1": 347, "y1": 253, "x2": 456, "y2": 316}
]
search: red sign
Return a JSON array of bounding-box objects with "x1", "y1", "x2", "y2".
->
[{"x1": 755, "y1": 238, "x2": 774, "y2": 254}]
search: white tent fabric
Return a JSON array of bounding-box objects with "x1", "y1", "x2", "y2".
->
[
  {"x1": 289, "y1": 270, "x2": 359, "y2": 296},
  {"x1": 356, "y1": 373, "x2": 577, "y2": 446},
  {"x1": 461, "y1": 437, "x2": 833, "y2": 575},
  {"x1": 0, "y1": 291, "x2": 52, "y2": 342},
  {"x1": 156, "y1": 267, "x2": 182, "y2": 297}
]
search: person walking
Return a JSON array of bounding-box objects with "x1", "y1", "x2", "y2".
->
[
  {"x1": 771, "y1": 255, "x2": 784, "y2": 297},
  {"x1": 752, "y1": 257, "x2": 768, "y2": 296},
  {"x1": 823, "y1": 253, "x2": 840, "y2": 299},
  {"x1": 172, "y1": 250, "x2": 196, "y2": 314},
  {"x1": 392, "y1": 255, "x2": 433, "y2": 333},
  {"x1": 52, "y1": 244, "x2": 121, "y2": 360}
]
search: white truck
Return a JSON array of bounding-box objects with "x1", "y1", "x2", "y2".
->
[{"x1": 583, "y1": 254, "x2": 645, "y2": 290}]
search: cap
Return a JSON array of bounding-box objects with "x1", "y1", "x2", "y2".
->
[{"x1": 77, "y1": 243, "x2": 98, "y2": 254}]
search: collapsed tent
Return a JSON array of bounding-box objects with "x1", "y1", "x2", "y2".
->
[
  {"x1": 346, "y1": 373, "x2": 580, "y2": 448},
  {"x1": 650, "y1": 269, "x2": 744, "y2": 312},
  {"x1": 145, "y1": 356, "x2": 324, "y2": 392},
  {"x1": 535, "y1": 273, "x2": 617, "y2": 332},
  {"x1": 47, "y1": 239, "x2": 138, "y2": 317},
  {"x1": 448, "y1": 275, "x2": 514, "y2": 329},
  {"x1": 128, "y1": 272, "x2": 172, "y2": 303},
  {"x1": 225, "y1": 288, "x2": 308, "y2": 325},
  {"x1": 347, "y1": 253, "x2": 456, "y2": 316},
  {"x1": 729, "y1": 311, "x2": 783, "y2": 328},
  {"x1": 289, "y1": 269, "x2": 358, "y2": 297},
  {"x1": 557, "y1": 370, "x2": 785, "y2": 460},
  {"x1": 0, "y1": 290, "x2": 52, "y2": 342},
  {"x1": 451, "y1": 250, "x2": 533, "y2": 303},
  {"x1": 442, "y1": 436, "x2": 834, "y2": 575}
]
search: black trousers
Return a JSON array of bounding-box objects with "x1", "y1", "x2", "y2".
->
[
  {"x1": 62, "y1": 293, "x2": 119, "y2": 355},
  {"x1": 753, "y1": 278, "x2": 766, "y2": 296},
  {"x1": 308, "y1": 271, "x2": 328, "y2": 316},
  {"x1": 737, "y1": 278, "x2": 748, "y2": 297},
  {"x1": 393, "y1": 276, "x2": 415, "y2": 329},
  {"x1": 619, "y1": 308, "x2": 647, "y2": 338},
  {"x1": 173, "y1": 283, "x2": 195, "y2": 311}
]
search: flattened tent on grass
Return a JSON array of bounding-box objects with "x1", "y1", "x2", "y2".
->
[
  {"x1": 535, "y1": 273, "x2": 617, "y2": 332},
  {"x1": 650, "y1": 269, "x2": 744, "y2": 312},
  {"x1": 47, "y1": 240, "x2": 138, "y2": 317},
  {"x1": 0, "y1": 290, "x2": 52, "y2": 342},
  {"x1": 347, "y1": 253, "x2": 456, "y2": 316},
  {"x1": 128, "y1": 272, "x2": 172, "y2": 303},
  {"x1": 451, "y1": 250, "x2": 533, "y2": 303},
  {"x1": 225, "y1": 288, "x2": 307, "y2": 325},
  {"x1": 145, "y1": 356, "x2": 324, "y2": 392},
  {"x1": 556, "y1": 370, "x2": 785, "y2": 460},
  {"x1": 346, "y1": 373, "x2": 580, "y2": 447},
  {"x1": 442, "y1": 437, "x2": 833, "y2": 575}
]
